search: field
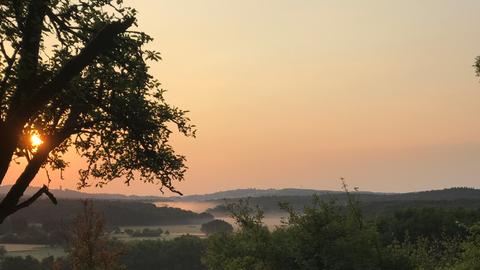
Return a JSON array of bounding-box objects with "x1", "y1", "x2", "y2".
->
[
  {"x1": 0, "y1": 201, "x2": 283, "y2": 259},
  {"x1": 114, "y1": 224, "x2": 206, "y2": 241},
  {"x1": 1, "y1": 224, "x2": 206, "y2": 259},
  {"x1": 1, "y1": 244, "x2": 65, "y2": 260}
]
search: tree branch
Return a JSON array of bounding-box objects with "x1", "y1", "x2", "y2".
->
[
  {"x1": 46, "y1": 9, "x2": 89, "y2": 43},
  {"x1": 0, "y1": 41, "x2": 12, "y2": 63},
  {"x1": 0, "y1": 44, "x2": 20, "y2": 105},
  {"x1": 12, "y1": 0, "x2": 26, "y2": 30},
  {"x1": 22, "y1": 17, "x2": 135, "y2": 122},
  {"x1": 13, "y1": 185, "x2": 57, "y2": 213},
  {"x1": 7, "y1": 0, "x2": 48, "y2": 114},
  {"x1": 0, "y1": 127, "x2": 71, "y2": 222},
  {"x1": 0, "y1": 15, "x2": 134, "y2": 186},
  {"x1": 0, "y1": 146, "x2": 50, "y2": 217},
  {"x1": 0, "y1": 0, "x2": 48, "y2": 183}
]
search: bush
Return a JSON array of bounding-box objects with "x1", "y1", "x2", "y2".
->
[
  {"x1": 200, "y1": 220, "x2": 233, "y2": 236},
  {"x1": 125, "y1": 228, "x2": 163, "y2": 238},
  {"x1": 121, "y1": 236, "x2": 206, "y2": 270},
  {"x1": 203, "y1": 197, "x2": 410, "y2": 270}
]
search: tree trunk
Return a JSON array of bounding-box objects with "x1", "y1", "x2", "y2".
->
[
  {"x1": 0, "y1": 150, "x2": 48, "y2": 223},
  {"x1": 0, "y1": 122, "x2": 23, "y2": 184}
]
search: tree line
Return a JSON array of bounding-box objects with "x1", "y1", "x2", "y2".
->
[
  {"x1": 1, "y1": 196, "x2": 480, "y2": 270},
  {"x1": 0, "y1": 199, "x2": 212, "y2": 246}
]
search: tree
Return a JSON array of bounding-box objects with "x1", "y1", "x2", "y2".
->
[
  {"x1": 68, "y1": 200, "x2": 125, "y2": 270},
  {"x1": 121, "y1": 236, "x2": 206, "y2": 270},
  {"x1": 451, "y1": 223, "x2": 480, "y2": 270},
  {"x1": 200, "y1": 219, "x2": 233, "y2": 236},
  {"x1": 0, "y1": 256, "x2": 43, "y2": 270},
  {"x1": 203, "y1": 201, "x2": 274, "y2": 270},
  {"x1": 203, "y1": 197, "x2": 410, "y2": 270},
  {"x1": 0, "y1": 0, "x2": 194, "y2": 222}
]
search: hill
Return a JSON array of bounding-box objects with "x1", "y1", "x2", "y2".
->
[
  {"x1": 169, "y1": 188, "x2": 346, "y2": 201},
  {"x1": 3, "y1": 185, "x2": 479, "y2": 205},
  {"x1": 0, "y1": 199, "x2": 213, "y2": 227},
  {"x1": 169, "y1": 187, "x2": 480, "y2": 202},
  {"x1": 204, "y1": 187, "x2": 480, "y2": 215},
  {"x1": 0, "y1": 185, "x2": 167, "y2": 201}
]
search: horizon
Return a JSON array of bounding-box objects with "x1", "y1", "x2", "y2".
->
[
  {"x1": 7, "y1": 184, "x2": 479, "y2": 198},
  {"x1": 4, "y1": 0, "x2": 480, "y2": 196}
]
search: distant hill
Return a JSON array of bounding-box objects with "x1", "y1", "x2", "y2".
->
[
  {"x1": 2, "y1": 186, "x2": 479, "y2": 204},
  {"x1": 0, "y1": 199, "x2": 213, "y2": 227},
  {"x1": 0, "y1": 185, "x2": 166, "y2": 201},
  {"x1": 169, "y1": 188, "x2": 347, "y2": 201},
  {"x1": 207, "y1": 188, "x2": 480, "y2": 215},
  {"x1": 203, "y1": 187, "x2": 480, "y2": 215},
  {"x1": 170, "y1": 187, "x2": 480, "y2": 202},
  {"x1": 374, "y1": 187, "x2": 480, "y2": 201}
]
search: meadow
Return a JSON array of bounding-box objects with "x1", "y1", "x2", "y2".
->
[{"x1": 2, "y1": 244, "x2": 65, "y2": 260}]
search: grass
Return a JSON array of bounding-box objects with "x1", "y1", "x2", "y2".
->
[
  {"x1": 2, "y1": 224, "x2": 207, "y2": 259},
  {"x1": 115, "y1": 224, "x2": 206, "y2": 241},
  {"x1": 2, "y1": 244, "x2": 65, "y2": 260}
]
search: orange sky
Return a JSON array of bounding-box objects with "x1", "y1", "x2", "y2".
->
[{"x1": 5, "y1": 0, "x2": 480, "y2": 196}]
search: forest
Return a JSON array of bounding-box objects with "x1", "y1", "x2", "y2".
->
[
  {"x1": 0, "y1": 199, "x2": 212, "y2": 246},
  {"x1": 207, "y1": 187, "x2": 480, "y2": 216},
  {"x1": 0, "y1": 189, "x2": 480, "y2": 269}
]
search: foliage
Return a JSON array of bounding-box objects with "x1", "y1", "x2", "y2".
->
[
  {"x1": 0, "y1": 199, "x2": 212, "y2": 246},
  {"x1": 207, "y1": 188, "x2": 480, "y2": 217},
  {"x1": 1, "y1": 198, "x2": 480, "y2": 269},
  {"x1": 200, "y1": 219, "x2": 233, "y2": 236},
  {"x1": 0, "y1": 212, "x2": 480, "y2": 270},
  {"x1": 0, "y1": 0, "x2": 194, "y2": 221},
  {"x1": 124, "y1": 227, "x2": 163, "y2": 238},
  {"x1": 451, "y1": 223, "x2": 480, "y2": 270},
  {"x1": 121, "y1": 236, "x2": 206, "y2": 270},
  {"x1": 203, "y1": 196, "x2": 411, "y2": 270},
  {"x1": 203, "y1": 201, "x2": 273, "y2": 270},
  {"x1": 387, "y1": 236, "x2": 461, "y2": 270},
  {"x1": 272, "y1": 199, "x2": 385, "y2": 270},
  {"x1": 377, "y1": 207, "x2": 480, "y2": 243},
  {"x1": 67, "y1": 201, "x2": 125, "y2": 270},
  {"x1": 202, "y1": 186, "x2": 480, "y2": 270},
  {"x1": 0, "y1": 255, "x2": 49, "y2": 270}
]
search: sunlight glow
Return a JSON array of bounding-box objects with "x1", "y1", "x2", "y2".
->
[{"x1": 30, "y1": 134, "x2": 43, "y2": 148}]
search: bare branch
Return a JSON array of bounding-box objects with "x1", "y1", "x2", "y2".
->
[
  {"x1": 46, "y1": 9, "x2": 89, "y2": 42},
  {"x1": 0, "y1": 41, "x2": 12, "y2": 63},
  {"x1": 0, "y1": 44, "x2": 20, "y2": 104},
  {"x1": 14, "y1": 185, "x2": 58, "y2": 212}
]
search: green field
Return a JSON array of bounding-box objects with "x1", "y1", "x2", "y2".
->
[
  {"x1": 1, "y1": 224, "x2": 206, "y2": 259},
  {"x1": 115, "y1": 224, "x2": 205, "y2": 241},
  {"x1": 1, "y1": 244, "x2": 65, "y2": 260}
]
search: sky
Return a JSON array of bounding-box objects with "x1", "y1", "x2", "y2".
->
[{"x1": 6, "y1": 0, "x2": 480, "y2": 196}]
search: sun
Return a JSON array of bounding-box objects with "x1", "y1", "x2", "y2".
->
[{"x1": 30, "y1": 134, "x2": 43, "y2": 148}]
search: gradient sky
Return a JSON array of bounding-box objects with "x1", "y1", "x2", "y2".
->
[{"x1": 6, "y1": 0, "x2": 480, "y2": 195}]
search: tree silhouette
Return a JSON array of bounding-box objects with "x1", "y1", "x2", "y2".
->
[
  {"x1": 69, "y1": 201, "x2": 124, "y2": 270},
  {"x1": 0, "y1": 0, "x2": 194, "y2": 222},
  {"x1": 200, "y1": 219, "x2": 234, "y2": 236}
]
